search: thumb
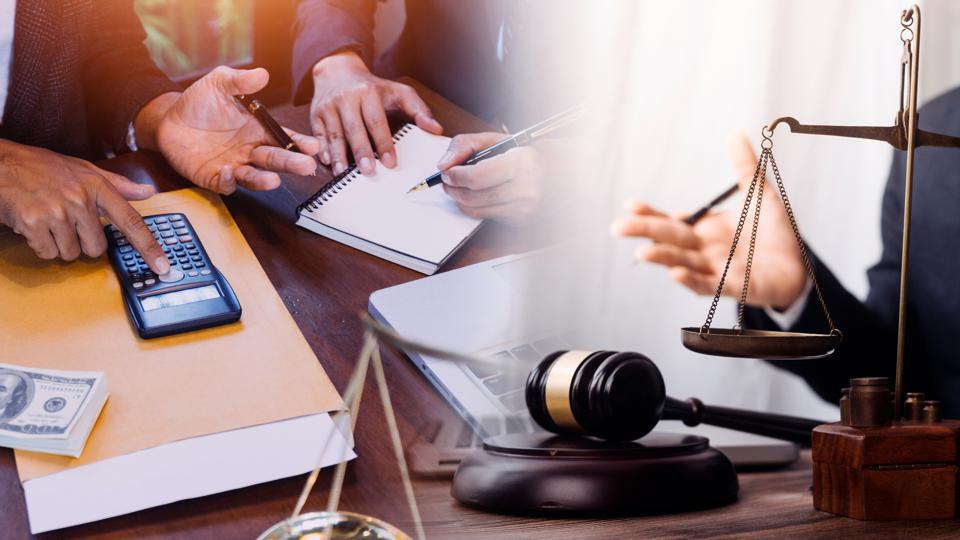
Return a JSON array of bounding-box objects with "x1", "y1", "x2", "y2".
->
[
  {"x1": 212, "y1": 66, "x2": 270, "y2": 97},
  {"x1": 103, "y1": 173, "x2": 156, "y2": 201},
  {"x1": 727, "y1": 131, "x2": 760, "y2": 191},
  {"x1": 437, "y1": 132, "x2": 505, "y2": 170}
]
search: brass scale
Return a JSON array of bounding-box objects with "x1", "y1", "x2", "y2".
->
[{"x1": 259, "y1": 5, "x2": 960, "y2": 539}]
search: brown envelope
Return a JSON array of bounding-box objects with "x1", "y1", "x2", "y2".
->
[{"x1": 0, "y1": 189, "x2": 343, "y2": 481}]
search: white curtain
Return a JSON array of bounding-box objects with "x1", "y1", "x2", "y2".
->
[{"x1": 544, "y1": 0, "x2": 960, "y2": 419}]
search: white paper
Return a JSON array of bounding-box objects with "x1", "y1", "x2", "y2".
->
[
  {"x1": 22, "y1": 413, "x2": 355, "y2": 534},
  {"x1": 302, "y1": 125, "x2": 482, "y2": 265}
]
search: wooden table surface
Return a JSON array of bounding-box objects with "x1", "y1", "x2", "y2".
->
[{"x1": 1, "y1": 80, "x2": 958, "y2": 539}]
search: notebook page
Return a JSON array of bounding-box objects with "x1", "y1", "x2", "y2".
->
[{"x1": 303, "y1": 125, "x2": 482, "y2": 264}]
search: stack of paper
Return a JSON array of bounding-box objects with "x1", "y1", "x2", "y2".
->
[{"x1": 0, "y1": 362, "x2": 108, "y2": 457}]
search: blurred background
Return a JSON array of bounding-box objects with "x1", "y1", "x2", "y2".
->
[{"x1": 130, "y1": 0, "x2": 960, "y2": 419}]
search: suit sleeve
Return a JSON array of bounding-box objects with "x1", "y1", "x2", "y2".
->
[
  {"x1": 291, "y1": 0, "x2": 378, "y2": 105},
  {"x1": 80, "y1": 0, "x2": 181, "y2": 154},
  {"x1": 742, "y1": 150, "x2": 905, "y2": 403}
]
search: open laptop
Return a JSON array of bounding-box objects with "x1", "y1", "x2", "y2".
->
[{"x1": 369, "y1": 249, "x2": 798, "y2": 467}]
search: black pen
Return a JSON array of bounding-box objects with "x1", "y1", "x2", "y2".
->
[
  {"x1": 406, "y1": 105, "x2": 583, "y2": 194},
  {"x1": 683, "y1": 183, "x2": 739, "y2": 225},
  {"x1": 234, "y1": 94, "x2": 301, "y2": 153}
]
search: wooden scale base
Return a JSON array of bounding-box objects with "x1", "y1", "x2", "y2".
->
[{"x1": 812, "y1": 420, "x2": 960, "y2": 520}]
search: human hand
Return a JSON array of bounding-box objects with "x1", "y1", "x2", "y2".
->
[
  {"x1": 610, "y1": 133, "x2": 807, "y2": 310},
  {"x1": 0, "y1": 140, "x2": 169, "y2": 273},
  {"x1": 146, "y1": 66, "x2": 322, "y2": 195},
  {"x1": 437, "y1": 132, "x2": 546, "y2": 225},
  {"x1": 310, "y1": 50, "x2": 442, "y2": 175}
]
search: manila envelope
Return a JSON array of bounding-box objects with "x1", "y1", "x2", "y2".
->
[{"x1": 0, "y1": 188, "x2": 342, "y2": 481}]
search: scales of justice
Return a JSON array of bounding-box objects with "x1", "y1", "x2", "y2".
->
[{"x1": 259, "y1": 5, "x2": 960, "y2": 539}]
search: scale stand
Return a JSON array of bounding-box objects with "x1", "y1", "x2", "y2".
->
[{"x1": 683, "y1": 4, "x2": 960, "y2": 520}]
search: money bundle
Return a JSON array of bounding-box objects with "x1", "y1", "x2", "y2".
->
[{"x1": 0, "y1": 363, "x2": 109, "y2": 457}]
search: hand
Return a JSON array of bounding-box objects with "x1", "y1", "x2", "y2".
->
[
  {"x1": 145, "y1": 66, "x2": 322, "y2": 195},
  {"x1": 610, "y1": 133, "x2": 808, "y2": 310},
  {"x1": 436, "y1": 132, "x2": 546, "y2": 225},
  {"x1": 0, "y1": 140, "x2": 170, "y2": 273},
  {"x1": 310, "y1": 50, "x2": 442, "y2": 175}
]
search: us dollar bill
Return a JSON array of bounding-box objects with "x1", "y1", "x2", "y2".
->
[{"x1": 0, "y1": 363, "x2": 99, "y2": 439}]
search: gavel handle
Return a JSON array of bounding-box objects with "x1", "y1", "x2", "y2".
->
[{"x1": 662, "y1": 397, "x2": 823, "y2": 447}]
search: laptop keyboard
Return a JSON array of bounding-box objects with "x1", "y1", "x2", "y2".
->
[{"x1": 464, "y1": 335, "x2": 570, "y2": 428}]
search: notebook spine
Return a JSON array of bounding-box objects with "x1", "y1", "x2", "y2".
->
[{"x1": 296, "y1": 124, "x2": 415, "y2": 217}]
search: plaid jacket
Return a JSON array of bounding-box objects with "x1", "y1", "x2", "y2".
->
[{"x1": 0, "y1": 1, "x2": 180, "y2": 160}]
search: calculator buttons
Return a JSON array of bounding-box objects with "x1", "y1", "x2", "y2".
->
[
  {"x1": 157, "y1": 223, "x2": 172, "y2": 231},
  {"x1": 158, "y1": 268, "x2": 184, "y2": 283},
  {"x1": 182, "y1": 263, "x2": 193, "y2": 270},
  {"x1": 174, "y1": 227, "x2": 188, "y2": 235},
  {"x1": 170, "y1": 215, "x2": 183, "y2": 221},
  {"x1": 200, "y1": 269, "x2": 212, "y2": 276},
  {"x1": 122, "y1": 254, "x2": 133, "y2": 261},
  {"x1": 119, "y1": 245, "x2": 133, "y2": 253},
  {"x1": 116, "y1": 238, "x2": 129, "y2": 246},
  {"x1": 187, "y1": 249, "x2": 199, "y2": 256},
  {"x1": 184, "y1": 243, "x2": 195, "y2": 250},
  {"x1": 187, "y1": 271, "x2": 199, "y2": 277},
  {"x1": 173, "y1": 245, "x2": 185, "y2": 252},
  {"x1": 132, "y1": 281, "x2": 144, "y2": 289},
  {"x1": 178, "y1": 235, "x2": 192, "y2": 243},
  {"x1": 154, "y1": 217, "x2": 169, "y2": 224},
  {"x1": 144, "y1": 278, "x2": 156, "y2": 286},
  {"x1": 195, "y1": 261, "x2": 206, "y2": 268},
  {"x1": 164, "y1": 238, "x2": 177, "y2": 245}
]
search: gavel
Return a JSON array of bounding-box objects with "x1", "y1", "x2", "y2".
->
[{"x1": 525, "y1": 350, "x2": 822, "y2": 444}]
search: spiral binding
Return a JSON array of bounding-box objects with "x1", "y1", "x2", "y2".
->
[{"x1": 296, "y1": 124, "x2": 416, "y2": 217}]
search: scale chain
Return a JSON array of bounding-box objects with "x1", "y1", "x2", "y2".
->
[{"x1": 736, "y1": 151, "x2": 767, "y2": 330}]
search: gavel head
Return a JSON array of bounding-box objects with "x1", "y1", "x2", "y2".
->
[{"x1": 525, "y1": 350, "x2": 666, "y2": 441}]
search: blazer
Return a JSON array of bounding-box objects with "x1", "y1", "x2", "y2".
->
[
  {"x1": 744, "y1": 86, "x2": 960, "y2": 416},
  {"x1": 0, "y1": 1, "x2": 180, "y2": 160},
  {"x1": 291, "y1": 0, "x2": 583, "y2": 130}
]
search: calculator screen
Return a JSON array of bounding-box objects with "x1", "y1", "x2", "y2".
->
[{"x1": 140, "y1": 285, "x2": 221, "y2": 312}]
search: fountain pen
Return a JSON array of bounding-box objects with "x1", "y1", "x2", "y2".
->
[{"x1": 407, "y1": 105, "x2": 583, "y2": 194}]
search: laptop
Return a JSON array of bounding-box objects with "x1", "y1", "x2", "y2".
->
[{"x1": 369, "y1": 249, "x2": 798, "y2": 468}]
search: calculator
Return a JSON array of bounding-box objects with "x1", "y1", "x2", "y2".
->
[{"x1": 104, "y1": 213, "x2": 241, "y2": 339}]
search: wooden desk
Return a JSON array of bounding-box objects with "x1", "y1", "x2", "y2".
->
[{"x1": 0, "y1": 81, "x2": 956, "y2": 539}]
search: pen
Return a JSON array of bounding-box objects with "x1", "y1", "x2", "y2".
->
[
  {"x1": 406, "y1": 105, "x2": 583, "y2": 194},
  {"x1": 234, "y1": 94, "x2": 301, "y2": 153},
  {"x1": 683, "y1": 183, "x2": 739, "y2": 225}
]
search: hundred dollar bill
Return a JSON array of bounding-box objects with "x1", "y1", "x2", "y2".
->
[{"x1": 0, "y1": 363, "x2": 100, "y2": 439}]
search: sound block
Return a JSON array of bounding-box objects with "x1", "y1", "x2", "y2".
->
[
  {"x1": 812, "y1": 420, "x2": 960, "y2": 520},
  {"x1": 451, "y1": 432, "x2": 738, "y2": 515}
]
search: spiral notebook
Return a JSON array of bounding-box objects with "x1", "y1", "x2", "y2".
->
[{"x1": 295, "y1": 125, "x2": 484, "y2": 274}]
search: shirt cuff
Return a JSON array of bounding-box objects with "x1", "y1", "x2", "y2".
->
[{"x1": 764, "y1": 278, "x2": 813, "y2": 330}]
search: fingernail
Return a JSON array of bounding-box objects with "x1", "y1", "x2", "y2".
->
[
  {"x1": 360, "y1": 157, "x2": 373, "y2": 172},
  {"x1": 333, "y1": 162, "x2": 345, "y2": 175},
  {"x1": 382, "y1": 151, "x2": 396, "y2": 168},
  {"x1": 155, "y1": 257, "x2": 171, "y2": 274},
  {"x1": 322, "y1": 151, "x2": 330, "y2": 165},
  {"x1": 438, "y1": 150, "x2": 454, "y2": 168}
]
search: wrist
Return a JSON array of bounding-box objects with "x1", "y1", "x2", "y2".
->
[
  {"x1": 312, "y1": 49, "x2": 368, "y2": 79},
  {"x1": 133, "y1": 92, "x2": 181, "y2": 151}
]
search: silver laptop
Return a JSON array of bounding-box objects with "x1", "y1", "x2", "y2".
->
[{"x1": 369, "y1": 250, "x2": 798, "y2": 467}]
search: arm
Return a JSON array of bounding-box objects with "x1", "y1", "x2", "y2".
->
[
  {"x1": 80, "y1": 0, "x2": 181, "y2": 154},
  {"x1": 292, "y1": 0, "x2": 378, "y2": 105}
]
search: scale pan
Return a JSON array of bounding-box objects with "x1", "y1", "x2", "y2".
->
[{"x1": 680, "y1": 328, "x2": 839, "y2": 360}]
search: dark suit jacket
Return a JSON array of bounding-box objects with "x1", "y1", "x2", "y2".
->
[
  {"x1": 0, "y1": 1, "x2": 180, "y2": 160},
  {"x1": 291, "y1": 0, "x2": 582, "y2": 129},
  {"x1": 745, "y1": 86, "x2": 960, "y2": 416}
]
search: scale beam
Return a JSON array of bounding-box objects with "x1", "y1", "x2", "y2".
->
[{"x1": 767, "y1": 116, "x2": 960, "y2": 151}]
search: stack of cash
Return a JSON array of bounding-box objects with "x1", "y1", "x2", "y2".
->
[{"x1": 0, "y1": 363, "x2": 109, "y2": 457}]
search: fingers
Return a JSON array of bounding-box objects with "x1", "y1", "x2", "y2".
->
[
  {"x1": 441, "y1": 151, "x2": 516, "y2": 191},
  {"x1": 48, "y1": 215, "x2": 82, "y2": 261},
  {"x1": 101, "y1": 173, "x2": 156, "y2": 201},
  {"x1": 669, "y1": 267, "x2": 718, "y2": 296},
  {"x1": 442, "y1": 180, "x2": 521, "y2": 209},
  {"x1": 635, "y1": 243, "x2": 713, "y2": 274},
  {"x1": 73, "y1": 206, "x2": 107, "y2": 257},
  {"x1": 94, "y1": 182, "x2": 169, "y2": 274},
  {"x1": 282, "y1": 127, "x2": 323, "y2": 159},
  {"x1": 389, "y1": 83, "x2": 442, "y2": 134},
  {"x1": 624, "y1": 199, "x2": 668, "y2": 217},
  {"x1": 360, "y1": 91, "x2": 396, "y2": 168},
  {"x1": 337, "y1": 99, "x2": 376, "y2": 174},
  {"x1": 309, "y1": 112, "x2": 332, "y2": 166},
  {"x1": 212, "y1": 65, "x2": 270, "y2": 98},
  {"x1": 234, "y1": 165, "x2": 281, "y2": 191},
  {"x1": 437, "y1": 132, "x2": 507, "y2": 170},
  {"x1": 250, "y1": 145, "x2": 317, "y2": 177},
  {"x1": 321, "y1": 106, "x2": 349, "y2": 175},
  {"x1": 727, "y1": 131, "x2": 759, "y2": 190},
  {"x1": 609, "y1": 215, "x2": 701, "y2": 249}
]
